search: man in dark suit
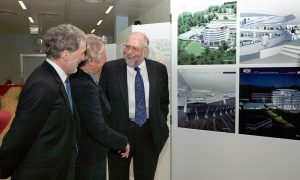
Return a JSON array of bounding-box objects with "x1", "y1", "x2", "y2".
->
[
  {"x1": 0, "y1": 24, "x2": 86, "y2": 180},
  {"x1": 70, "y1": 34, "x2": 130, "y2": 180},
  {"x1": 100, "y1": 32, "x2": 169, "y2": 180}
]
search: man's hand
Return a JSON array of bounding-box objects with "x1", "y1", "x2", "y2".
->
[{"x1": 120, "y1": 143, "x2": 130, "y2": 158}]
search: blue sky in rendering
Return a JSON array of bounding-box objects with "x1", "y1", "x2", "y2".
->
[{"x1": 240, "y1": 67, "x2": 300, "y2": 88}]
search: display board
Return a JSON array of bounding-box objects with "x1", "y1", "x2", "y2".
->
[{"x1": 171, "y1": 0, "x2": 300, "y2": 179}]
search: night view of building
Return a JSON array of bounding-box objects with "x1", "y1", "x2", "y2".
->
[
  {"x1": 251, "y1": 92, "x2": 272, "y2": 103},
  {"x1": 272, "y1": 89, "x2": 300, "y2": 110}
]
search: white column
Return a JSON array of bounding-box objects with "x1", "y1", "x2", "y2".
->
[{"x1": 114, "y1": 16, "x2": 128, "y2": 42}]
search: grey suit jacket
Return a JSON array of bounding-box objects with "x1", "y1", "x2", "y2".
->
[
  {"x1": 100, "y1": 58, "x2": 169, "y2": 153},
  {"x1": 0, "y1": 61, "x2": 78, "y2": 180}
]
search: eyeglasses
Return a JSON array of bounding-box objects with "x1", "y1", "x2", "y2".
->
[{"x1": 123, "y1": 44, "x2": 145, "y2": 53}]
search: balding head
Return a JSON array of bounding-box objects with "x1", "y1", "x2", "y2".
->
[{"x1": 123, "y1": 32, "x2": 150, "y2": 68}]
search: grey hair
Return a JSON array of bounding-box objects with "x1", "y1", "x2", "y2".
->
[
  {"x1": 125, "y1": 32, "x2": 150, "y2": 48},
  {"x1": 78, "y1": 34, "x2": 106, "y2": 67},
  {"x1": 43, "y1": 24, "x2": 86, "y2": 59},
  {"x1": 143, "y1": 33, "x2": 150, "y2": 48},
  {"x1": 85, "y1": 34, "x2": 106, "y2": 61}
]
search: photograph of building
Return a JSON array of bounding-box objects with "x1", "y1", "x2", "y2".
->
[
  {"x1": 240, "y1": 0, "x2": 300, "y2": 64},
  {"x1": 177, "y1": 67, "x2": 236, "y2": 133},
  {"x1": 177, "y1": 0, "x2": 237, "y2": 65},
  {"x1": 272, "y1": 89, "x2": 300, "y2": 111},
  {"x1": 203, "y1": 24, "x2": 230, "y2": 46},
  {"x1": 239, "y1": 67, "x2": 300, "y2": 140}
]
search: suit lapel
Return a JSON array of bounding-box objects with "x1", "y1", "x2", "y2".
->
[
  {"x1": 118, "y1": 59, "x2": 129, "y2": 109},
  {"x1": 146, "y1": 59, "x2": 155, "y2": 110},
  {"x1": 43, "y1": 61, "x2": 73, "y2": 113}
]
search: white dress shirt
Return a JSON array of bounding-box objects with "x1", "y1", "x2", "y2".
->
[
  {"x1": 127, "y1": 60, "x2": 149, "y2": 119},
  {"x1": 46, "y1": 59, "x2": 68, "y2": 91}
]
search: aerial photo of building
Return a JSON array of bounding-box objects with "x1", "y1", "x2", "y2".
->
[{"x1": 177, "y1": 1, "x2": 237, "y2": 65}]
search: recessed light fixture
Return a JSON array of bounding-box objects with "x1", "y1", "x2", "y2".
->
[
  {"x1": 82, "y1": 0, "x2": 105, "y2": 3},
  {"x1": 97, "y1": 20, "x2": 103, "y2": 25},
  {"x1": 28, "y1": 17, "x2": 34, "y2": 23},
  {"x1": 105, "y1": 6, "x2": 113, "y2": 14},
  {"x1": 18, "y1": 1, "x2": 27, "y2": 10}
]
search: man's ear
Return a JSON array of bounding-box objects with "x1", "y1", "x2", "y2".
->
[
  {"x1": 143, "y1": 47, "x2": 149, "y2": 57},
  {"x1": 60, "y1": 49, "x2": 69, "y2": 58}
]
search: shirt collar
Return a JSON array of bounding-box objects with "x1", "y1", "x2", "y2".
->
[
  {"x1": 46, "y1": 58, "x2": 68, "y2": 83},
  {"x1": 138, "y1": 60, "x2": 146, "y2": 70}
]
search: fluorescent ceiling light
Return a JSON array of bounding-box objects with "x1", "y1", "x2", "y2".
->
[
  {"x1": 28, "y1": 17, "x2": 34, "y2": 23},
  {"x1": 97, "y1": 20, "x2": 103, "y2": 25},
  {"x1": 105, "y1": 6, "x2": 113, "y2": 14},
  {"x1": 91, "y1": 29, "x2": 95, "y2": 33},
  {"x1": 18, "y1": 1, "x2": 27, "y2": 10}
]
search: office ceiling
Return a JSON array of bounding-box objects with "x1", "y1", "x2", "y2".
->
[{"x1": 0, "y1": 0, "x2": 163, "y2": 38}]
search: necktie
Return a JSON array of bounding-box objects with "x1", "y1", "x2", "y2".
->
[
  {"x1": 66, "y1": 78, "x2": 78, "y2": 157},
  {"x1": 65, "y1": 78, "x2": 73, "y2": 112},
  {"x1": 134, "y1": 67, "x2": 147, "y2": 127}
]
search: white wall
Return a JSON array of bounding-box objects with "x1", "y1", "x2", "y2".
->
[
  {"x1": 171, "y1": 0, "x2": 300, "y2": 180},
  {"x1": 130, "y1": 0, "x2": 170, "y2": 26},
  {"x1": 172, "y1": 129, "x2": 300, "y2": 180},
  {"x1": 0, "y1": 33, "x2": 41, "y2": 84}
]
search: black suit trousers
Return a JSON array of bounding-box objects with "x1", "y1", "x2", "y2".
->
[{"x1": 108, "y1": 120, "x2": 159, "y2": 180}]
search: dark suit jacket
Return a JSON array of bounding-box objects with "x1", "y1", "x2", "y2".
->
[
  {"x1": 0, "y1": 61, "x2": 78, "y2": 180},
  {"x1": 70, "y1": 69, "x2": 128, "y2": 178},
  {"x1": 100, "y1": 58, "x2": 169, "y2": 153}
]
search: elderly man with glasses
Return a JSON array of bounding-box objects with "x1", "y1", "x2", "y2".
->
[{"x1": 100, "y1": 32, "x2": 169, "y2": 180}]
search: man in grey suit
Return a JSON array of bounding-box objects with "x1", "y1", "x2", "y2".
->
[
  {"x1": 0, "y1": 24, "x2": 86, "y2": 180},
  {"x1": 100, "y1": 32, "x2": 169, "y2": 180}
]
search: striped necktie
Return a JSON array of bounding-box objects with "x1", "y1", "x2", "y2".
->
[{"x1": 65, "y1": 78, "x2": 73, "y2": 112}]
